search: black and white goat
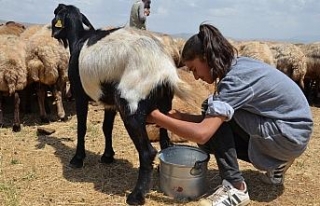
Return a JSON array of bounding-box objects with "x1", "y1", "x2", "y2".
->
[{"x1": 51, "y1": 5, "x2": 191, "y2": 205}]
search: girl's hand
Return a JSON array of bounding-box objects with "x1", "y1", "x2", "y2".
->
[
  {"x1": 146, "y1": 109, "x2": 160, "y2": 124},
  {"x1": 167, "y1": 109, "x2": 182, "y2": 120}
]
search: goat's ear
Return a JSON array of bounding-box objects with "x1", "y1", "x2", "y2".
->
[
  {"x1": 81, "y1": 13, "x2": 95, "y2": 30},
  {"x1": 62, "y1": 39, "x2": 68, "y2": 48}
]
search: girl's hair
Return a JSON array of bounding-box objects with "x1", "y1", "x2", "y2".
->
[{"x1": 181, "y1": 23, "x2": 237, "y2": 80}]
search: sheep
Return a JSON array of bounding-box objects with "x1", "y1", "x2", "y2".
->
[
  {"x1": 24, "y1": 24, "x2": 70, "y2": 122},
  {"x1": 237, "y1": 40, "x2": 275, "y2": 66},
  {"x1": 297, "y1": 42, "x2": 320, "y2": 103},
  {"x1": 173, "y1": 37, "x2": 187, "y2": 67},
  {"x1": 0, "y1": 21, "x2": 26, "y2": 36},
  {"x1": 19, "y1": 25, "x2": 43, "y2": 41},
  {"x1": 0, "y1": 34, "x2": 27, "y2": 131},
  {"x1": 51, "y1": 5, "x2": 191, "y2": 205},
  {"x1": 268, "y1": 42, "x2": 307, "y2": 91}
]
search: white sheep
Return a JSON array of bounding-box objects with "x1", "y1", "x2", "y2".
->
[{"x1": 0, "y1": 34, "x2": 27, "y2": 131}]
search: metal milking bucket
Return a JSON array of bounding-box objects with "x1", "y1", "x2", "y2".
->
[{"x1": 158, "y1": 145, "x2": 210, "y2": 200}]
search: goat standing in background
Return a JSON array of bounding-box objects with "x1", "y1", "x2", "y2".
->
[{"x1": 51, "y1": 4, "x2": 191, "y2": 205}]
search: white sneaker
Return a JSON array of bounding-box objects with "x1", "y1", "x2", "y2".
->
[
  {"x1": 261, "y1": 160, "x2": 294, "y2": 185},
  {"x1": 199, "y1": 179, "x2": 250, "y2": 206}
]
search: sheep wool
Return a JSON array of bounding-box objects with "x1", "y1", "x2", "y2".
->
[
  {"x1": 298, "y1": 42, "x2": 320, "y2": 80},
  {"x1": 25, "y1": 24, "x2": 69, "y2": 85},
  {"x1": 269, "y1": 42, "x2": 307, "y2": 90},
  {"x1": 0, "y1": 21, "x2": 26, "y2": 36},
  {"x1": 0, "y1": 34, "x2": 27, "y2": 95},
  {"x1": 238, "y1": 41, "x2": 275, "y2": 66}
]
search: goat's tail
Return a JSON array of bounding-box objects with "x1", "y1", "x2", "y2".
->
[
  {"x1": 174, "y1": 79, "x2": 192, "y2": 101},
  {"x1": 169, "y1": 71, "x2": 205, "y2": 109}
]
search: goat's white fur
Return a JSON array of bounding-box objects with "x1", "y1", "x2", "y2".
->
[{"x1": 79, "y1": 27, "x2": 190, "y2": 113}]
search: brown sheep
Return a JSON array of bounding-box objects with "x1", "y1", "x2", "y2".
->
[
  {"x1": 0, "y1": 35, "x2": 27, "y2": 131},
  {"x1": 20, "y1": 24, "x2": 43, "y2": 40},
  {"x1": 0, "y1": 21, "x2": 26, "y2": 36},
  {"x1": 298, "y1": 42, "x2": 320, "y2": 103},
  {"x1": 268, "y1": 42, "x2": 307, "y2": 91},
  {"x1": 237, "y1": 41, "x2": 275, "y2": 66},
  {"x1": 24, "y1": 24, "x2": 70, "y2": 122}
]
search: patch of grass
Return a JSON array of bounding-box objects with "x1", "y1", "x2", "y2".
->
[
  {"x1": 21, "y1": 171, "x2": 37, "y2": 181},
  {"x1": 0, "y1": 182, "x2": 18, "y2": 206},
  {"x1": 10, "y1": 159, "x2": 19, "y2": 165}
]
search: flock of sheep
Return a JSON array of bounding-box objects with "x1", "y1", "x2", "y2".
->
[
  {"x1": 234, "y1": 39, "x2": 320, "y2": 103},
  {"x1": 0, "y1": 21, "x2": 70, "y2": 132},
  {"x1": 0, "y1": 20, "x2": 320, "y2": 132},
  {"x1": 0, "y1": 21, "x2": 185, "y2": 132}
]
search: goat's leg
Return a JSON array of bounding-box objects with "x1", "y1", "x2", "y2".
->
[
  {"x1": 158, "y1": 88, "x2": 174, "y2": 150},
  {"x1": 69, "y1": 86, "x2": 89, "y2": 168},
  {"x1": 0, "y1": 92, "x2": 3, "y2": 127},
  {"x1": 12, "y1": 92, "x2": 21, "y2": 132},
  {"x1": 100, "y1": 109, "x2": 116, "y2": 164},
  {"x1": 123, "y1": 115, "x2": 157, "y2": 205},
  {"x1": 115, "y1": 96, "x2": 156, "y2": 205},
  {"x1": 36, "y1": 83, "x2": 49, "y2": 123}
]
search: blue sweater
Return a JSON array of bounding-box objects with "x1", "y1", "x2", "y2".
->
[{"x1": 206, "y1": 57, "x2": 313, "y2": 170}]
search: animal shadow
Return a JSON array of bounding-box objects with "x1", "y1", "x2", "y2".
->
[{"x1": 36, "y1": 134, "x2": 139, "y2": 198}]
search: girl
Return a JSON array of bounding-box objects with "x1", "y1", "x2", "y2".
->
[{"x1": 147, "y1": 24, "x2": 313, "y2": 206}]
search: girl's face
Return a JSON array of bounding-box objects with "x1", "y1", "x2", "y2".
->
[{"x1": 184, "y1": 57, "x2": 214, "y2": 84}]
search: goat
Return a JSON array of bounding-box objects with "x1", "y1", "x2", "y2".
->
[{"x1": 51, "y1": 4, "x2": 191, "y2": 205}]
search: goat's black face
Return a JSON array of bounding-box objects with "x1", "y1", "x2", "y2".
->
[
  {"x1": 51, "y1": 17, "x2": 66, "y2": 39},
  {"x1": 51, "y1": 9, "x2": 69, "y2": 48}
]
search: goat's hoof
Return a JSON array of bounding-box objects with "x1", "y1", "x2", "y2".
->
[
  {"x1": 69, "y1": 156, "x2": 84, "y2": 168},
  {"x1": 100, "y1": 155, "x2": 115, "y2": 164},
  {"x1": 40, "y1": 117, "x2": 50, "y2": 124},
  {"x1": 12, "y1": 124, "x2": 21, "y2": 132},
  {"x1": 60, "y1": 116, "x2": 68, "y2": 122},
  {"x1": 126, "y1": 191, "x2": 145, "y2": 205}
]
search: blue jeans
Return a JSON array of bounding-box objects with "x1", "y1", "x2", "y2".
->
[{"x1": 198, "y1": 119, "x2": 250, "y2": 184}]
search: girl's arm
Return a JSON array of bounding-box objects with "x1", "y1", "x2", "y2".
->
[{"x1": 148, "y1": 109, "x2": 225, "y2": 144}]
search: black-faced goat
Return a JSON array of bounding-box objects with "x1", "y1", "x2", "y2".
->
[{"x1": 51, "y1": 4, "x2": 191, "y2": 205}]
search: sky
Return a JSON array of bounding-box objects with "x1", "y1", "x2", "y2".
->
[{"x1": 0, "y1": 0, "x2": 319, "y2": 42}]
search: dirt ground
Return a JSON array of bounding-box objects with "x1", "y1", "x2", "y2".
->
[{"x1": 0, "y1": 69, "x2": 320, "y2": 206}]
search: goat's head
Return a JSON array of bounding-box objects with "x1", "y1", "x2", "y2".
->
[
  {"x1": 51, "y1": 8, "x2": 69, "y2": 47},
  {"x1": 51, "y1": 4, "x2": 84, "y2": 48}
]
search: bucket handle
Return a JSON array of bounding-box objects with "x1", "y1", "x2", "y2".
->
[{"x1": 190, "y1": 154, "x2": 210, "y2": 176}]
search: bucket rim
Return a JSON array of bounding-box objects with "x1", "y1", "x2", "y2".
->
[{"x1": 157, "y1": 144, "x2": 210, "y2": 168}]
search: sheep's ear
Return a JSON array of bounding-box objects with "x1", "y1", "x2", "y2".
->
[{"x1": 54, "y1": 19, "x2": 63, "y2": 28}]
